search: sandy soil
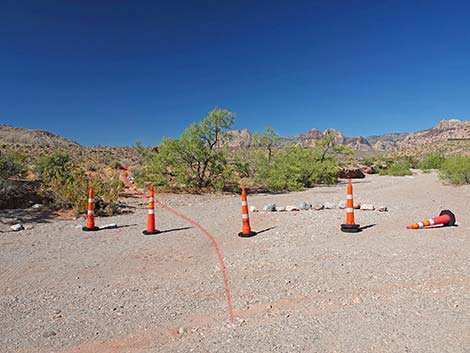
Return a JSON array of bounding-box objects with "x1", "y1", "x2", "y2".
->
[{"x1": 1, "y1": 172, "x2": 470, "y2": 353}]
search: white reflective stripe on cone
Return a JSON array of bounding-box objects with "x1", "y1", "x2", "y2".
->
[
  {"x1": 242, "y1": 214, "x2": 249, "y2": 219},
  {"x1": 346, "y1": 195, "x2": 353, "y2": 199},
  {"x1": 242, "y1": 201, "x2": 247, "y2": 206},
  {"x1": 346, "y1": 208, "x2": 354, "y2": 213},
  {"x1": 429, "y1": 218, "x2": 435, "y2": 225},
  {"x1": 148, "y1": 209, "x2": 155, "y2": 214},
  {"x1": 148, "y1": 197, "x2": 154, "y2": 202},
  {"x1": 88, "y1": 198, "x2": 94, "y2": 203},
  {"x1": 418, "y1": 222, "x2": 424, "y2": 228},
  {"x1": 87, "y1": 210, "x2": 94, "y2": 215}
]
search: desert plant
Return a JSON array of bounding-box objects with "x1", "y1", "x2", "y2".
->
[
  {"x1": 378, "y1": 159, "x2": 412, "y2": 176},
  {"x1": 34, "y1": 152, "x2": 123, "y2": 214},
  {"x1": 137, "y1": 108, "x2": 237, "y2": 191},
  {"x1": 0, "y1": 153, "x2": 28, "y2": 209},
  {"x1": 255, "y1": 146, "x2": 338, "y2": 192},
  {"x1": 439, "y1": 155, "x2": 470, "y2": 184},
  {"x1": 0, "y1": 152, "x2": 27, "y2": 180},
  {"x1": 417, "y1": 153, "x2": 446, "y2": 170}
]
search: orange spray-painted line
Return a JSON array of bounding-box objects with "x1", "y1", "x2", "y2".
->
[{"x1": 120, "y1": 170, "x2": 234, "y2": 321}]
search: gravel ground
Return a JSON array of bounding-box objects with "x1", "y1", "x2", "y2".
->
[{"x1": 1, "y1": 172, "x2": 470, "y2": 353}]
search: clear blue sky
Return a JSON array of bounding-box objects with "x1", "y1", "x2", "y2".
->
[{"x1": 1, "y1": 0, "x2": 470, "y2": 146}]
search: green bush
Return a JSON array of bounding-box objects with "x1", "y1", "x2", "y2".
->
[
  {"x1": 0, "y1": 153, "x2": 28, "y2": 209},
  {"x1": 417, "y1": 153, "x2": 446, "y2": 170},
  {"x1": 439, "y1": 156, "x2": 470, "y2": 184},
  {"x1": 0, "y1": 153, "x2": 27, "y2": 180},
  {"x1": 255, "y1": 146, "x2": 337, "y2": 192},
  {"x1": 35, "y1": 152, "x2": 71, "y2": 180},
  {"x1": 34, "y1": 153, "x2": 123, "y2": 215},
  {"x1": 378, "y1": 159, "x2": 412, "y2": 176}
]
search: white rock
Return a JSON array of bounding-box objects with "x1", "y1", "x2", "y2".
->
[
  {"x1": 276, "y1": 206, "x2": 286, "y2": 212},
  {"x1": 324, "y1": 202, "x2": 335, "y2": 209},
  {"x1": 263, "y1": 204, "x2": 276, "y2": 212},
  {"x1": 338, "y1": 200, "x2": 346, "y2": 209},
  {"x1": 360, "y1": 204, "x2": 375, "y2": 211},
  {"x1": 285, "y1": 205, "x2": 300, "y2": 211},
  {"x1": 31, "y1": 204, "x2": 43, "y2": 209},
  {"x1": 10, "y1": 224, "x2": 24, "y2": 232},
  {"x1": 378, "y1": 206, "x2": 388, "y2": 212},
  {"x1": 353, "y1": 203, "x2": 361, "y2": 209},
  {"x1": 298, "y1": 202, "x2": 311, "y2": 210},
  {"x1": 313, "y1": 204, "x2": 324, "y2": 210},
  {"x1": 249, "y1": 205, "x2": 258, "y2": 213}
]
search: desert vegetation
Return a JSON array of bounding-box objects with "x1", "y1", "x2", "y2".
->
[
  {"x1": 1, "y1": 113, "x2": 470, "y2": 214},
  {"x1": 135, "y1": 108, "x2": 343, "y2": 192}
]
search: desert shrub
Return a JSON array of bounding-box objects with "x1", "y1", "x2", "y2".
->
[
  {"x1": 255, "y1": 146, "x2": 337, "y2": 192},
  {"x1": 34, "y1": 153, "x2": 123, "y2": 215},
  {"x1": 0, "y1": 153, "x2": 28, "y2": 209},
  {"x1": 378, "y1": 159, "x2": 412, "y2": 176},
  {"x1": 0, "y1": 153, "x2": 27, "y2": 180},
  {"x1": 109, "y1": 160, "x2": 123, "y2": 170},
  {"x1": 417, "y1": 153, "x2": 446, "y2": 170},
  {"x1": 439, "y1": 156, "x2": 470, "y2": 184},
  {"x1": 35, "y1": 152, "x2": 71, "y2": 180}
]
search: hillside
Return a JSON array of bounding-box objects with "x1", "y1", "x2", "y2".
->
[{"x1": 0, "y1": 125, "x2": 80, "y2": 147}]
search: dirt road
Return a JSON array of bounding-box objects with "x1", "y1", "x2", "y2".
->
[{"x1": 1, "y1": 172, "x2": 470, "y2": 353}]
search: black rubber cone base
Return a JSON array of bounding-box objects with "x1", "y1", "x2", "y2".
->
[
  {"x1": 143, "y1": 230, "x2": 161, "y2": 235},
  {"x1": 238, "y1": 231, "x2": 257, "y2": 238},
  {"x1": 341, "y1": 224, "x2": 361, "y2": 233},
  {"x1": 439, "y1": 210, "x2": 456, "y2": 226},
  {"x1": 82, "y1": 226, "x2": 100, "y2": 232}
]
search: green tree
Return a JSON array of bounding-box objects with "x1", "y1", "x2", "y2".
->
[
  {"x1": 316, "y1": 132, "x2": 352, "y2": 163},
  {"x1": 139, "y1": 108, "x2": 236, "y2": 190},
  {"x1": 253, "y1": 126, "x2": 279, "y2": 162}
]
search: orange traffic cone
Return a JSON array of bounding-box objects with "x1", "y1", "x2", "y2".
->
[
  {"x1": 406, "y1": 210, "x2": 456, "y2": 229},
  {"x1": 82, "y1": 186, "x2": 99, "y2": 231},
  {"x1": 143, "y1": 185, "x2": 160, "y2": 235},
  {"x1": 341, "y1": 179, "x2": 361, "y2": 233},
  {"x1": 238, "y1": 186, "x2": 257, "y2": 238}
]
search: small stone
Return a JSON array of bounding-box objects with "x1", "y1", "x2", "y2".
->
[
  {"x1": 360, "y1": 204, "x2": 375, "y2": 211},
  {"x1": 263, "y1": 204, "x2": 276, "y2": 212},
  {"x1": 324, "y1": 202, "x2": 335, "y2": 209},
  {"x1": 10, "y1": 224, "x2": 24, "y2": 232},
  {"x1": 31, "y1": 204, "x2": 43, "y2": 209},
  {"x1": 378, "y1": 206, "x2": 388, "y2": 212},
  {"x1": 298, "y1": 202, "x2": 311, "y2": 210},
  {"x1": 338, "y1": 200, "x2": 346, "y2": 209},
  {"x1": 42, "y1": 330, "x2": 57, "y2": 338},
  {"x1": 178, "y1": 326, "x2": 188, "y2": 335},
  {"x1": 286, "y1": 205, "x2": 300, "y2": 211},
  {"x1": 276, "y1": 206, "x2": 286, "y2": 212},
  {"x1": 249, "y1": 206, "x2": 258, "y2": 213},
  {"x1": 313, "y1": 204, "x2": 324, "y2": 210},
  {"x1": 353, "y1": 203, "x2": 361, "y2": 209}
]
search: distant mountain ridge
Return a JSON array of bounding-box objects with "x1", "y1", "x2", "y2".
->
[
  {"x1": 2, "y1": 119, "x2": 469, "y2": 152},
  {"x1": 222, "y1": 119, "x2": 470, "y2": 152},
  {"x1": 0, "y1": 125, "x2": 80, "y2": 147}
]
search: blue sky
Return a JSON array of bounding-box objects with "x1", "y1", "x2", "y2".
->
[{"x1": 1, "y1": 0, "x2": 470, "y2": 146}]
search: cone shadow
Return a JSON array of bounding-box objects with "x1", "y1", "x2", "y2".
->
[
  {"x1": 147, "y1": 226, "x2": 193, "y2": 235},
  {"x1": 359, "y1": 224, "x2": 376, "y2": 231},
  {"x1": 254, "y1": 226, "x2": 277, "y2": 236}
]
